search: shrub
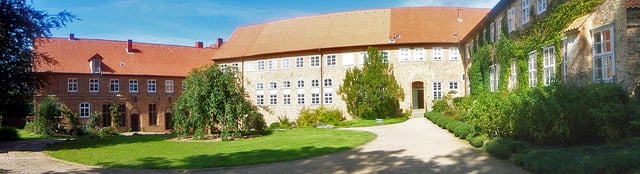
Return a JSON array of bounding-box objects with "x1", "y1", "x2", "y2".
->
[
  {"x1": 296, "y1": 107, "x2": 344, "y2": 127},
  {"x1": 484, "y1": 138, "x2": 514, "y2": 159},
  {"x1": 88, "y1": 127, "x2": 119, "y2": 138},
  {"x1": 431, "y1": 99, "x2": 449, "y2": 114},
  {"x1": 0, "y1": 126, "x2": 19, "y2": 141},
  {"x1": 469, "y1": 135, "x2": 489, "y2": 148},
  {"x1": 269, "y1": 122, "x2": 282, "y2": 129}
]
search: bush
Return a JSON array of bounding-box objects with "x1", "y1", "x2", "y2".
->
[
  {"x1": 0, "y1": 126, "x2": 19, "y2": 141},
  {"x1": 88, "y1": 127, "x2": 119, "y2": 138},
  {"x1": 296, "y1": 107, "x2": 344, "y2": 127},
  {"x1": 269, "y1": 122, "x2": 282, "y2": 129},
  {"x1": 431, "y1": 99, "x2": 449, "y2": 114},
  {"x1": 484, "y1": 138, "x2": 514, "y2": 159},
  {"x1": 469, "y1": 134, "x2": 489, "y2": 148},
  {"x1": 425, "y1": 112, "x2": 475, "y2": 139}
]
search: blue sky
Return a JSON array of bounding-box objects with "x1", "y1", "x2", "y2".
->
[{"x1": 32, "y1": 0, "x2": 499, "y2": 47}]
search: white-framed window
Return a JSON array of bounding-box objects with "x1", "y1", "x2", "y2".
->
[
  {"x1": 324, "y1": 93, "x2": 333, "y2": 104},
  {"x1": 342, "y1": 53, "x2": 354, "y2": 66},
  {"x1": 433, "y1": 82, "x2": 442, "y2": 100},
  {"x1": 508, "y1": 7, "x2": 516, "y2": 33},
  {"x1": 257, "y1": 60, "x2": 265, "y2": 71},
  {"x1": 297, "y1": 80, "x2": 305, "y2": 88},
  {"x1": 246, "y1": 61, "x2": 254, "y2": 72},
  {"x1": 449, "y1": 47, "x2": 459, "y2": 60},
  {"x1": 543, "y1": 45, "x2": 556, "y2": 86},
  {"x1": 359, "y1": 52, "x2": 367, "y2": 65},
  {"x1": 268, "y1": 59, "x2": 277, "y2": 70},
  {"x1": 256, "y1": 95, "x2": 264, "y2": 105},
  {"x1": 490, "y1": 22, "x2": 495, "y2": 43},
  {"x1": 381, "y1": 51, "x2": 389, "y2": 63},
  {"x1": 91, "y1": 58, "x2": 101, "y2": 74},
  {"x1": 147, "y1": 80, "x2": 156, "y2": 93},
  {"x1": 89, "y1": 78, "x2": 99, "y2": 92},
  {"x1": 465, "y1": 44, "x2": 471, "y2": 59},
  {"x1": 110, "y1": 79, "x2": 119, "y2": 92},
  {"x1": 528, "y1": 52, "x2": 538, "y2": 87},
  {"x1": 256, "y1": 82, "x2": 264, "y2": 90},
  {"x1": 165, "y1": 80, "x2": 174, "y2": 93},
  {"x1": 310, "y1": 56, "x2": 320, "y2": 67},
  {"x1": 414, "y1": 47, "x2": 425, "y2": 61},
  {"x1": 283, "y1": 94, "x2": 291, "y2": 105},
  {"x1": 79, "y1": 102, "x2": 90, "y2": 118},
  {"x1": 231, "y1": 63, "x2": 239, "y2": 73},
  {"x1": 490, "y1": 64, "x2": 500, "y2": 92},
  {"x1": 295, "y1": 57, "x2": 304, "y2": 68},
  {"x1": 449, "y1": 81, "x2": 458, "y2": 90},
  {"x1": 297, "y1": 93, "x2": 305, "y2": 104},
  {"x1": 68, "y1": 78, "x2": 78, "y2": 92},
  {"x1": 433, "y1": 47, "x2": 443, "y2": 60},
  {"x1": 509, "y1": 60, "x2": 518, "y2": 90},
  {"x1": 269, "y1": 81, "x2": 277, "y2": 89},
  {"x1": 269, "y1": 94, "x2": 277, "y2": 105},
  {"x1": 537, "y1": 0, "x2": 547, "y2": 15},
  {"x1": 325, "y1": 55, "x2": 337, "y2": 66},
  {"x1": 323, "y1": 78, "x2": 332, "y2": 87},
  {"x1": 592, "y1": 26, "x2": 615, "y2": 82},
  {"x1": 522, "y1": 0, "x2": 530, "y2": 24},
  {"x1": 283, "y1": 81, "x2": 291, "y2": 88},
  {"x1": 562, "y1": 38, "x2": 569, "y2": 83},
  {"x1": 281, "y1": 58, "x2": 290, "y2": 69},
  {"x1": 496, "y1": 16, "x2": 502, "y2": 41},
  {"x1": 129, "y1": 79, "x2": 138, "y2": 93},
  {"x1": 311, "y1": 79, "x2": 319, "y2": 88},
  {"x1": 399, "y1": 48, "x2": 411, "y2": 61},
  {"x1": 311, "y1": 93, "x2": 320, "y2": 104}
]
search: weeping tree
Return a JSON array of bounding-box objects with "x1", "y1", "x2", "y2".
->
[
  {"x1": 338, "y1": 47, "x2": 405, "y2": 119},
  {"x1": 173, "y1": 64, "x2": 265, "y2": 140}
]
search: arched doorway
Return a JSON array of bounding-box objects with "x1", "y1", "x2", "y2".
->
[
  {"x1": 165, "y1": 112, "x2": 173, "y2": 130},
  {"x1": 130, "y1": 114, "x2": 140, "y2": 132},
  {"x1": 412, "y1": 82, "x2": 425, "y2": 109}
]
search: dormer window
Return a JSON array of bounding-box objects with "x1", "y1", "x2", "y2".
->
[{"x1": 89, "y1": 54, "x2": 103, "y2": 74}]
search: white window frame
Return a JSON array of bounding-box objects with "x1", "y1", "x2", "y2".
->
[
  {"x1": 147, "y1": 79, "x2": 156, "y2": 93},
  {"x1": 283, "y1": 81, "x2": 291, "y2": 88},
  {"x1": 268, "y1": 59, "x2": 277, "y2": 70},
  {"x1": 89, "y1": 78, "x2": 99, "y2": 92},
  {"x1": 269, "y1": 94, "x2": 277, "y2": 105},
  {"x1": 325, "y1": 55, "x2": 337, "y2": 66},
  {"x1": 324, "y1": 92, "x2": 333, "y2": 104},
  {"x1": 323, "y1": 78, "x2": 332, "y2": 87},
  {"x1": 311, "y1": 79, "x2": 320, "y2": 88},
  {"x1": 449, "y1": 81, "x2": 458, "y2": 90},
  {"x1": 433, "y1": 47, "x2": 443, "y2": 60},
  {"x1": 246, "y1": 61, "x2": 254, "y2": 72},
  {"x1": 433, "y1": 82, "x2": 442, "y2": 100},
  {"x1": 413, "y1": 47, "x2": 425, "y2": 61},
  {"x1": 269, "y1": 81, "x2": 277, "y2": 89},
  {"x1": 256, "y1": 82, "x2": 264, "y2": 90},
  {"x1": 283, "y1": 94, "x2": 291, "y2": 105},
  {"x1": 537, "y1": 0, "x2": 547, "y2": 15},
  {"x1": 522, "y1": 0, "x2": 530, "y2": 24},
  {"x1": 79, "y1": 102, "x2": 90, "y2": 118},
  {"x1": 359, "y1": 52, "x2": 367, "y2": 65},
  {"x1": 399, "y1": 48, "x2": 411, "y2": 62},
  {"x1": 311, "y1": 93, "x2": 320, "y2": 105},
  {"x1": 295, "y1": 57, "x2": 304, "y2": 68},
  {"x1": 110, "y1": 79, "x2": 119, "y2": 93},
  {"x1": 297, "y1": 80, "x2": 305, "y2": 88},
  {"x1": 68, "y1": 78, "x2": 78, "y2": 92},
  {"x1": 508, "y1": 8, "x2": 516, "y2": 33},
  {"x1": 509, "y1": 60, "x2": 518, "y2": 90},
  {"x1": 256, "y1": 95, "x2": 264, "y2": 105},
  {"x1": 543, "y1": 45, "x2": 556, "y2": 86},
  {"x1": 490, "y1": 22, "x2": 495, "y2": 43},
  {"x1": 310, "y1": 56, "x2": 320, "y2": 67},
  {"x1": 257, "y1": 60, "x2": 265, "y2": 71},
  {"x1": 490, "y1": 64, "x2": 500, "y2": 92},
  {"x1": 592, "y1": 25, "x2": 615, "y2": 82},
  {"x1": 281, "y1": 58, "x2": 290, "y2": 69},
  {"x1": 449, "y1": 47, "x2": 459, "y2": 60},
  {"x1": 297, "y1": 93, "x2": 305, "y2": 105},
  {"x1": 496, "y1": 16, "x2": 502, "y2": 41},
  {"x1": 129, "y1": 79, "x2": 138, "y2": 93},
  {"x1": 528, "y1": 52, "x2": 538, "y2": 87},
  {"x1": 165, "y1": 80, "x2": 174, "y2": 93}
]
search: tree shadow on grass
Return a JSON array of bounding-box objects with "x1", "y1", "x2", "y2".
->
[{"x1": 45, "y1": 134, "x2": 171, "y2": 152}]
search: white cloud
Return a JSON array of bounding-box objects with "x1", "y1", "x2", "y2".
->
[{"x1": 399, "y1": 0, "x2": 500, "y2": 8}]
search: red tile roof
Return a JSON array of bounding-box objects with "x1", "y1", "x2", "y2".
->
[
  {"x1": 628, "y1": 0, "x2": 640, "y2": 8},
  {"x1": 213, "y1": 7, "x2": 489, "y2": 60},
  {"x1": 34, "y1": 37, "x2": 216, "y2": 77}
]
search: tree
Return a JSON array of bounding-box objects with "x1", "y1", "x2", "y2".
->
[
  {"x1": 28, "y1": 96, "x2": 63, "y2": 135},
  {"x1": 338, "y1": 47, "x2": 405, "y2": 119},
  {"x1": 0, "y1": 0, "x2": 74, "y2": 123},
  {"x1": 173, "y1": 64, "x2": 266, "y2": 140},
  {"x1": 109, "y1": 102, "x2": 122, "y2": 128}
]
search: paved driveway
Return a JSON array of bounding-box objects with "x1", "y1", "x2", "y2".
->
[{"x1": 1, "y1": 116, "x2": 528, "y2": 174}]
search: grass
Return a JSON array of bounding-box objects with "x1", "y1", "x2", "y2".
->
[
  {"x1": 17, "y1": 129, "x2": 48, "y2": 139},
  {"x1": 46, "y1": 128, "x2": 375, "y2": 169},
  {"x1": 337, "y1": 116, "x2": 408, "y2": 128}
]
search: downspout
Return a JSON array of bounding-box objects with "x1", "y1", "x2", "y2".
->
[{"x1": 318, "y1": 48, "x2": 324, "y2": 107}]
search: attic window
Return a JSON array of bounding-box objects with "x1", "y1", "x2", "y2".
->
[{"x1": 90, "y1": 58, "x2": 102, "y2": 74}]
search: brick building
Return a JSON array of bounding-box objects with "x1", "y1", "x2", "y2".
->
[{"x1": 34, "y1": 35, "x2": 216, "y2": 131}]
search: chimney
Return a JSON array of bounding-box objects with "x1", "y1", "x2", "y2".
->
[
  {"x1": 216, "y1": 38, "x2": 224, "y2": 48},
  {"x1": 69, "y1": 33, "x2": 75, "y2": 40},
  {"x1": 127, "y1": 39, "x2": 133, "y2": 52},
  {"x1": 195, "y1": 41, "x2": 203, "y2": 48}
]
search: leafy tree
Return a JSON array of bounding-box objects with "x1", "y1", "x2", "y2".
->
[
  {"x1": 109, "y1": 102, "x2": 122, "y2": 128},
  {"x1": 338, "y1": 47, "x2": 404, "y2": 119},
  {"x1": 173, "y1": 64, "x2": 265, "y2": 140},
  {"x1": 0, "y1": 0, "x2": 74, "y2": 123},
  {"x1": 28, "y1": 96, "x2": 63, "y2": 135}
]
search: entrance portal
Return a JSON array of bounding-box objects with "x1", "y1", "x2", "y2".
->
[
  {"x1": 131, "y1": 114, "x2": 140, "y2": 132},
  {"x1": 412, "y1": 82, "x2": 425, "y2": 109},
  {"x1": 165, "y1": 112, "x2": 173, "y2": 130}
]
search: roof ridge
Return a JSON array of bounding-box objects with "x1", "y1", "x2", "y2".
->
[{"x1": 45, "y1": 37, "x2": 216, "y2": 49}]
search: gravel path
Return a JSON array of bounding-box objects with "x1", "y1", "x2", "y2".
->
[{"x1": 0, "y1": 115, "x2": 528, "y2": 174}]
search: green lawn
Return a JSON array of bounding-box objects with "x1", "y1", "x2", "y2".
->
[
  {"x1": 337, "y1": 116, "x2": 408, "y2": 128},
  {"x1": 46, "y1": 128, "x2": 375, "y2": 169},
  {"x1": 18, "y1": 129, "x2": 48, "y2": 139}
]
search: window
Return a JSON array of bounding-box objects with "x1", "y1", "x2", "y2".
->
[
  {"x1": 449, "y1": 81, "x2": 458, "y2": 90},
  {"x1": 433, "y1": 82, "x2": 442, "y2": 100},
  {"x1": 325, "y1": 55, "x2": 337, "y2": 66},
  {"x1": 359, "y1": 52, "x2": 367, "y2": 65},
  {"x1": 496, "y1": 16, "x2": 502, "y2": 41},
  {"x1": 231, "y1": 63, "x2": 239, "y2": 73},
  {"x1": 324, "y1": 93, "x2": 333, "y2": 104},
  {"x1": 399, "y1": 48, "x2": 411, "y2": 61},
  {"x1": 508, "y1": 8, "x2": 516, "y2": 32},
  {"x1": 281, "y1": 58, "x2": 290, "y2": 69},
  {"x1": 268, "y1": 59, "x2": 277, "y2": 70},
  {"x1": 283, "y1": 94, "x2": 291, "y2": 105},
  {"x1": 297, "y1": 80, "x2": 305, "y2": 88},
  {"x1": 283, "y1": 81, "x2": 291, "y2": 88},
  {"x1": 414, "y1": 48, "x2": 425, "y2": 61},
  {"x1": 310, "y1": 56, "x2": 320, "y2": 67},
  {"x1": 89, "y1": 78, "x2": 99, "y2": 92},
  {"x1": 490, "y1": 64, "x2": 500, "y2": 92},
  {"x1": 246, "y1": 61, "x2": 254, "y2": 72},
  {"x1": 528, "y1": 52, "x2": 538, "y2": 87},
  {"x1": 270, "y1": 94, "x2": 277, "y2": 105},
  {"x1": 324, "y1": 78, "x2": 332, "y2": 87},
  {"x1": 256, "y1": 82, "x2": 264, "y2": 90},
  {"x1": 381, "y1": 51, "x2": 389, "y2": 63},
  {"x1": 165, "y1": 80, "x2": 174, "y2": 93},
  {"x1": 269, "y1": 82, "x2": 277, "y2": 89},
  {"x1": 311, "y1": 79, "x2": 319, "y2": 88},
  {"x1": 295, "y1": 57, "x2": 304, "y2": 68},
  {"x1": 543, "y1": 46, "x2": 556, "y2": 86},
  {"x1": 182, "y1": 81, "x2": 185, "y2": 92},
  {"x1": 509, "y1": 60, "x2": 518, "y2": 89},
  {"x1": 149, "y1": 104, "x2": 157, "y2": 126},
  {"x1": 342, "y1": 53, "x2": 354, "y2": 65},
  {"x1": 449, "y1": 47, "x2": 459, "y2": 60},
  {"x1": 107, "y1": 80, "x2": 118, "y2": 94},
  {"x1": 256, "y1": 95, "x2": 264, "y2": 105},
  {"x1": 465, "y1": 44, "x2": 471, "y2": 59},
  {"x1": 147, "y1": 80, "x2": 156, "y2": 93},
  {"x1": 490, "y1": 22, "x2": 495, "y2": 43},
  {"x1": 80, "y1": 102, "x2": 90, "y2": 118},
  {"x1": 297, "y1": 94, "x2": 305, "y2": 104},
  {"x1": 68, "y1": 78, "x2": 78, "y2": 92},
  {"x1": 522, "y1": 0, "x2": 530, "y2": 24},
  {"x1": 311, "y1": 93, "x2": 320, "y2": 104},
  {"x1": 562, "y1": 38, "x2": 569, "y2": 83},
  {"x1": 257, "y1": 60, "x2": 265, "y2": 71},
  {"x1": 91, "y1": 58, "x2": 101, "y2": 74},
  {"x1": 537, "y1": 0, "x2": 547, "y2": 14},
  {"x1": 433, "y1": 47, "x2": 443, "y2": 60},
  {"x1": 129, "y1": 79, "x2": 138, "y2": 92},
  {"x1": 593, "y1": 26, "x2": 614, "y2": 82}
]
